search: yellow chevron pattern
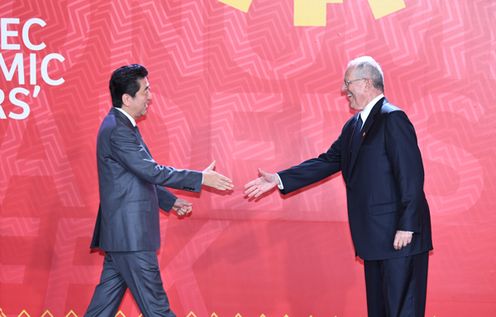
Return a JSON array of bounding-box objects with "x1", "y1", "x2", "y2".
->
[
  {"x1": 220, "y1": 0, "x2": 406, "y2": 25},
  {"x1": 1, "y1": 1, "x2": 495, "y2": 316},
  {"x1": 0, "y1": 309, "x2": 328, "y2": 317}
]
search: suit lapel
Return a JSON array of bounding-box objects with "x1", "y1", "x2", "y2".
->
[
  {"x1": 348, "y1": 97, "x2": 385, "y2": 174},
  {"x1": 360, "y1": 97, "x2": 384, "y2": 135},
  {"x1": 111, "y1": 107, "x2": 135, "y2": 130},
  {"x1": 111, "y1": 108, "x2": 153, "y2": 157}
]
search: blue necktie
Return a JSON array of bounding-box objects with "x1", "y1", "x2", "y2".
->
[
  {"x1": 351, "y1": 114, "x2": 362, "y2": 155},
  {"x1": 134, "y1": 125, "x2": 152, "y2": 157}
]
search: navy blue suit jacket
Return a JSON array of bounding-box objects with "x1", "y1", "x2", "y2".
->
[
  {"x1": 278, "y1": 98, "x2": 433, "y2": 260},
  {"x1": 90, "y1": 108, "x2": 202, "y2": 252}
]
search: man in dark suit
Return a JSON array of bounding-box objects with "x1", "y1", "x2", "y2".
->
[
  {"x1": 244, "y1": 56, "x2": 432, "y2": 317},
  {"x1": 85, "y1": 64, "x2": 233, "y2": 317}
]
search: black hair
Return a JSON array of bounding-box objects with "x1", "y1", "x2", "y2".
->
[{"x1": 109, "y1": 64, "x2": 148, "y2": 108}]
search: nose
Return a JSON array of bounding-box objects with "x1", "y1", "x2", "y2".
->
[{"x1": 341, "y1": 83, "x2": 348, "y2": 94}]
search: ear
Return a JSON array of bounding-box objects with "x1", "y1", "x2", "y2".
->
[
  {"x1": 365, "y1": 78, "x2": 373, "y2": 89},
  {"x1": 122, "y1": 93, "x2": 131, "y2": 107}
]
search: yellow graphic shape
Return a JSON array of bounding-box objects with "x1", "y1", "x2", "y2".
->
[
  {"x1": 294, "y1": 0, "x2": 343, "y2": 27},
  {"x1": 41, "y1": 311, "x2": 54, "y2": 317},
  {"x1": 368, "y1": 0, "x2": 406, "y2": 19},
  {"x1": 17, "y1": 310, "x2": 30, "y2": 317},
  {"x1": 0, "y1": 310, "x2": 386, "y2": 317},
  {"x1": 220, "y1": 0, "x2": 407, "y2": 26},
  {"x1": 218, "y1": 0, "x2": 253, "y2": 13},
  {"x1": 65, "y1": 311, "x2": 78, "y2": 317}
]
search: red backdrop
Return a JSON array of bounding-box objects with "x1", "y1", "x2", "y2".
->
[{"x1": 1, "y1": 0, "x2": 495, "y2": 316}]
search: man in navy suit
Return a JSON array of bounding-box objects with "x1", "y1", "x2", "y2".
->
[
  {"x1": 85, "y1": 64, "x2": 233, "y2": 317},
  {"x1": 245, "y1": 56, "x2": 432, "y2": 317}
]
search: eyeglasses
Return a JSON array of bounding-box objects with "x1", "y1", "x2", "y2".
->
[{"x1": 344, "y1": 78, "x2": 367, "y2": 87}]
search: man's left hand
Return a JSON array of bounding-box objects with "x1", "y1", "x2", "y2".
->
[
  {"x1": 393, "y1": 230, "x2": 413, "y2": 250},
  {"x1": 172, "y1": 198, "x2": 192, "y2": 217}
]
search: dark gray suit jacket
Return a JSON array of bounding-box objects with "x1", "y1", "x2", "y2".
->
[
  {"x1": 278, "y1": 98, "x2": 432, "y2": 260},
  {"x1": 90, "y1": 108, "x2": 202, "y2": 252}
]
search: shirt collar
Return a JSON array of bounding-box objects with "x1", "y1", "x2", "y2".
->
[
  {"x1": 115, "y1": 107, "x2": 137, "y2": 127},
  {"x1": 359, "y1": 93, "x2": 384, "y2": 124}
]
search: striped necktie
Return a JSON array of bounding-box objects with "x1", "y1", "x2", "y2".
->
[{"x1": 351, "y1": 113, "x2": 363, "y2": 154}]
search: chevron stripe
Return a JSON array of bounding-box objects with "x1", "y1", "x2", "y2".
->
[
  {"x1": 159, "y1": 219, "x2": 231, "y2": 316},
  {"x1": 42, "y1": 218, "x2": 100, "y2": 317},
  {"x1": 1, "y1": 1, "x2": 496, "y2": 316},
  {"x1": 0, "y1": 217, "x2": 40, "y2": 237}
]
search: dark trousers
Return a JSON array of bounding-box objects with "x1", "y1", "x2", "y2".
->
[
  {"x1": 364, "y1": 252, "x2": 429, "y2": 317},
  {"x1": 85, "y1": 251, "x2": 176, "y2": 317}
]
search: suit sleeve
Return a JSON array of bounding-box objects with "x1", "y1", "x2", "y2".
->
[
  {"x1": 385, "y1": 111, "x2": 425, "y2": 232},
  {"x1": 278, "y1": 134, "x2": 343, "y2": 194},
  {"x1": 109, "y1": 126, "x2": 202, "y2": 192},
  {"x1": 156, "y1": 186, "x2": 177, "y2": 212}
]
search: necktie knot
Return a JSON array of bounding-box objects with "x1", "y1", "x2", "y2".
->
[{"x1": 356, "y1": 114, "x2": 363, "y2": 131}]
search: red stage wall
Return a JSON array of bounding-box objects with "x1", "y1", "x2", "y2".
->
[{"x1": 1, "y1": 0, "x2": 495, "y2": 316}]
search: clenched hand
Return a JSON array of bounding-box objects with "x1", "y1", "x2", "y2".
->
[
  {"x1": 172, "y1": 198, "x2": 192, "y2": 217},
  {"x1": 393, "y1": 230, "x2": 413, "y2": 250}
]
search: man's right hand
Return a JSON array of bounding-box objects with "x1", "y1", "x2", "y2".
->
[
  {"x1": 202, "y1": 161, "x2": 234, "y2": 191},
  {"x1": 244, "y1": 168, "x2": 279, "y2": 198}
]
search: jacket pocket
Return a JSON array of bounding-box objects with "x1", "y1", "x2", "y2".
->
[{"x1": 369, "y1": 201, "x2": 398, "y2": 215}]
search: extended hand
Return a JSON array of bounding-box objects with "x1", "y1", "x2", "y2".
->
[
  {"x1": 172, "y1": 198, "x2": 192, "y2": 216},
  {"x1": 202, "y1": 161, "x2": 234, "y2": 191},
  {"x1": 244, "y1": 168, "x2": 279, "y2": 198},
  {"x1": 393, "y1": 230, "x2": 413, "y2": 250}
]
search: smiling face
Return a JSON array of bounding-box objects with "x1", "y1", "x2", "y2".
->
[
  {"x1": 122, "y1": 77, "x2": 151, "y2": 120},
  {"x1": 341, "y1": 67, "x2": 371, "y2": 111}
]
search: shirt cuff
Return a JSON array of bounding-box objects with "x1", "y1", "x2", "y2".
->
[{"x1": 276, "y1": 173, "x2": 284, "y2": 190}]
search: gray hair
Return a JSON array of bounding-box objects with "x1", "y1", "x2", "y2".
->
[{"x1": 347, "y1": 56, "x2": 384, "y2": 92}]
